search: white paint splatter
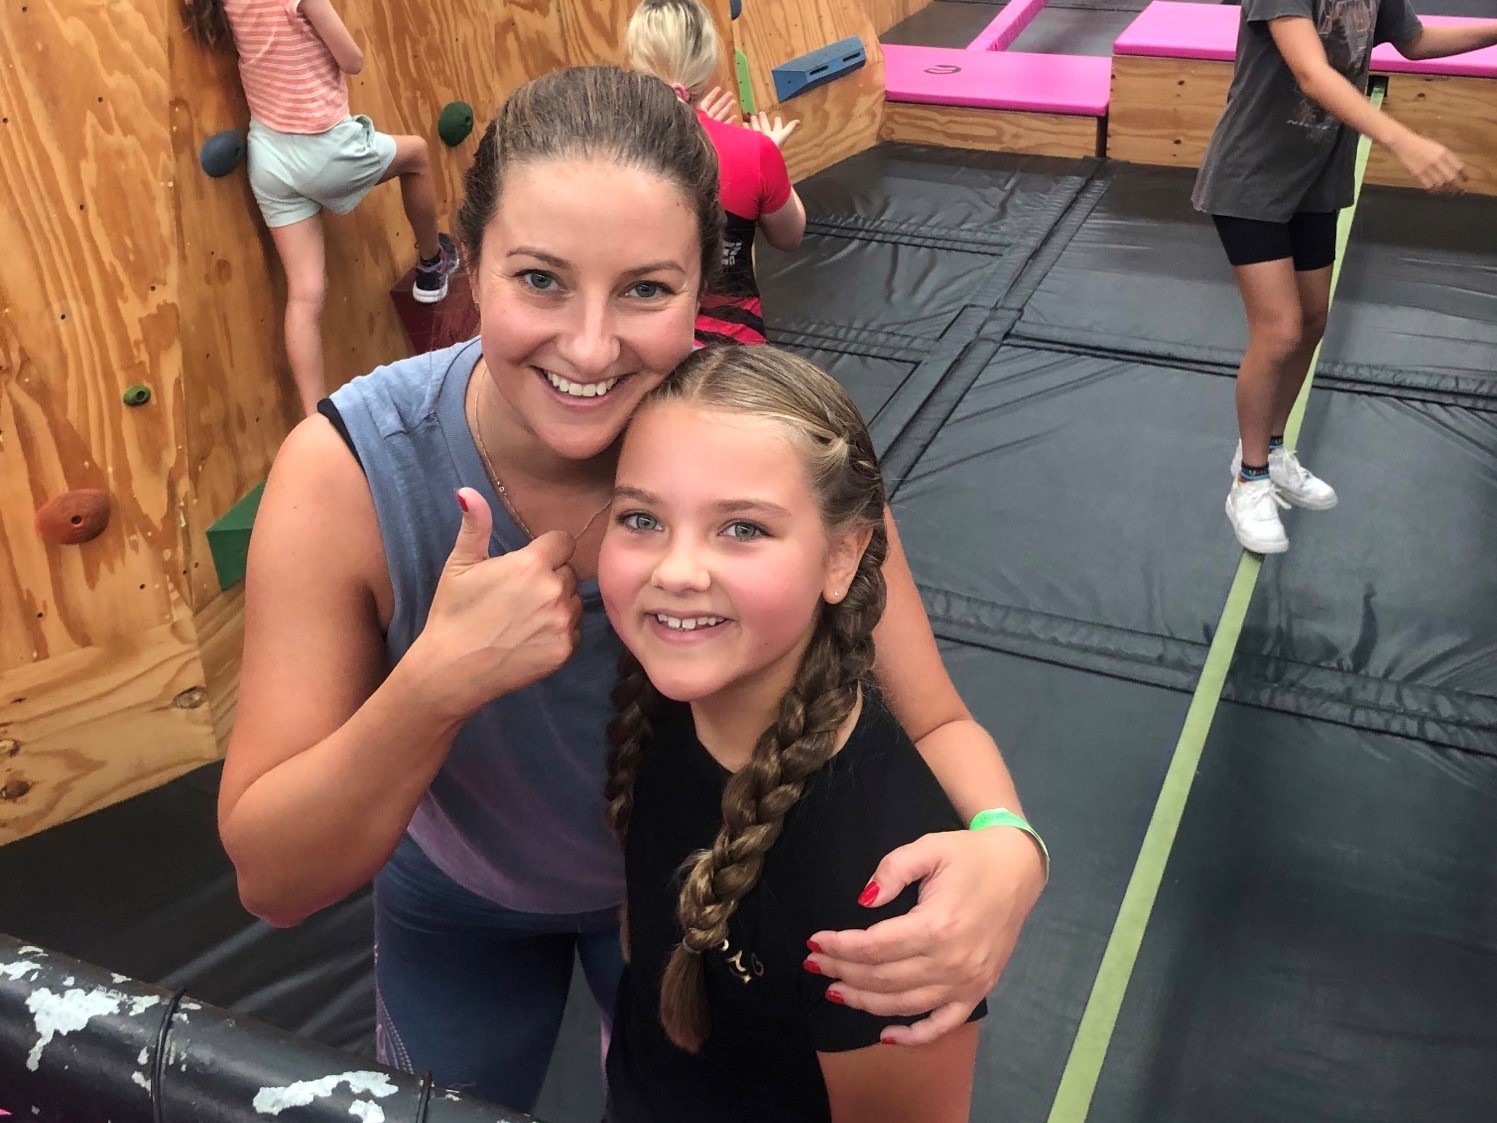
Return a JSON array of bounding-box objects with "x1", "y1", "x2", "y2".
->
[
  {"x1": 347, "y1": 1103, "x2": 385, "y2": 1123},
  {"x1": 112, "y1": 974, "x2": 130, "y2": 984},
  {"x1": 181, "y1": 1001, "x2": 202, "y2": 1011},
  {"x1": 22, "y1": 986, "x2": 160, "y2": 1071},
  {"x1": 127, "y1": 995, "x2": 162, "y2": 1017},
  {"x1": 138, "y1": 1047, "x2": 149, "y2": 1065},
  {"x1": 252, "y1": 1073, "x2": 398, "y2": 1115},
  {"x1": 132, "y1": 1070, "x2": 150, "y2": 1090},
  {"x1": 0, "y1": 959, "x2": 42, "y2": 983},
  {"x1": 19, "y1": 946, "x2": 44, "y2": 957}
]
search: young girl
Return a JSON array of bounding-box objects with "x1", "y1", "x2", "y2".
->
[
  {"x1": 221, "y1": 65, "x2": 1045, "y2": 1113},
  {"x1": 599, "y1": 346, "x2": 1011, "y2": 1122},
  {"x1": 626, "y1": 0, "x2": 807, "y2": 343},
  {"x1": 187, "y1": 0, "x2": 459, "y2": 415},
  {"x1": 1195, "y1": 0, "x2": 1497, "y2": 554}
]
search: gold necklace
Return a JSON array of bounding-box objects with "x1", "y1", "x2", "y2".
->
[{"x1": 470, "y1": 366, "x2": 612, "y2": 542}]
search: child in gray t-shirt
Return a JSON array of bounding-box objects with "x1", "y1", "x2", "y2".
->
[{"x1": 1193, "y1": 0, "x2": 1497, "y2": 555}]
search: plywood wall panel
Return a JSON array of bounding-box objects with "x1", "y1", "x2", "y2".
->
[{"x1": 0, "y1": 0, "x2": 187, "y2": 670}]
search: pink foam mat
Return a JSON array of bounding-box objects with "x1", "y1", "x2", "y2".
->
[
  {"x1": 969, "y1": 0, "x2": 1050, "y2": 52},
  {"x1": 883, "y1": 44, "x2": 1112, "y2": 116},
  {"x1": 1114, "y1": 1, "x2": 1497, "y2": 78}
]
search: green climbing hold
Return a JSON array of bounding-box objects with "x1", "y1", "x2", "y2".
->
[
  {"x1": 735, "y1": 48, "x2": 756, "y2": 115},
  {"x1": 199, "y1": 129, "x2": 245, "y2": 178},
  {"x1": 438, "y1": 101, "x2": 475, "y2": 147},
  {"x1": 122, "y1": 384, "x2": 151, "y2": 407}
]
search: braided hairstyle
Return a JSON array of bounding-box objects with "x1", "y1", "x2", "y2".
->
[{"x1": 604, "y1": 344, "x2": 889, "y2": 1053}]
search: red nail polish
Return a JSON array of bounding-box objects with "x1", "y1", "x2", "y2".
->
[
  {"x1": 802, "y1": 957, "x2": 822, "y2": 975},
  {"x1": 881, "y1": 1036, "x2": 898, "y2": 1046},
  {"x1": 455, "y1": 489, "x2": 469, "y2": 513},
  {"x1": 826, "y1": 989, "x2": 846, "y2": 1005},
  {"x1": 806, "y1": 938, "x2": 824, "y2": 954},
  {"x1": 857, "y1": 881, "x2": 881, "y2": 907}
]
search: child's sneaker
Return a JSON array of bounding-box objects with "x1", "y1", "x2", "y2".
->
[
  {"x1": 1231, "y1": 440, "x2": 1338, "y2": 510},
  {"x1": 413, "y1": 233, "x2": 459, "y2": 304},
  {"x1": 1226, "y1": 476, "x2": 1289, "y2": 554}
]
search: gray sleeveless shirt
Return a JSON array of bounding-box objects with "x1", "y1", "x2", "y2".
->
[{"x1": 330, "y1": 340, "x2": 625, "y2": 915}]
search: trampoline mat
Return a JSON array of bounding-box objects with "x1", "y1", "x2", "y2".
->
[
  {"x1": 0, "y1": 762, "x2": 376, "y2": 1053},
  {"x1": 1009, "y1": 6, "x2": 1138, "y2": 54},
  {"x1": 882, "y1": 0, "x2": 1001, "y2": 47},
  {"x1": 1013, "y1": 165, "x2": 1247, "y2": 366},
  {"x1": 1227, "y1": 390, "x2": 1497, "y2": 752},
  {"x1": 768, "y1": 145, "x2": 1094, "y2": 260},
  {"x1": 1320, "y1": 185, "x2": 1497, "y2": 408},
  {"x1": 779, "y1": 344, "x2": 921, "y2": 439},
  {"x1": 892, "y1": 344, "x2": 1243, "y2": 688},
  {"x1": 1091, "y1": 704, "x2": 1497, "y2": 1123},
  {"x1": 936, "y1": 642, "x2": 1188, "y2": 1123}
]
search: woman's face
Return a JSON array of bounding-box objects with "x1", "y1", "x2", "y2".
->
[{"x1": 472, "y1": 158, "x2": 703, "y2": 464}]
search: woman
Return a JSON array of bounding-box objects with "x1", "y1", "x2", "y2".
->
[{"x1": 218, "y1": 66, "x2": 1045, "y2": 1112}]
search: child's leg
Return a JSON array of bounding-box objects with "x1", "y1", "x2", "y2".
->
[
  {"x1": 1229, "y1": 257, "x2": 1311, "y2": 467},
  {"x1": 377, "y1": 135, "x2": 440, "y2": 260},
  {"x1": 1269, "y1": 263, "x2": 1333, "y2": 435},
  {"x1": 267, "y1": 214, "x2": 328, "y2": 417}
]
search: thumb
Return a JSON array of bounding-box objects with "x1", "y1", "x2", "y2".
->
[
  {"x1": 525, "y1": 528, "x2": 578, "y2": 571},
  {"x1": 447, "y1": 487, "x2": 494, "y2": 569},
  {"x1": 857, "y1": 834, "x2": 948, "y2": 908}
]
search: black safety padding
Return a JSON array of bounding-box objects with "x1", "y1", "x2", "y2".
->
[
  {"x1": 0, "y1": 764, "x2": 376, "y2": 1054},
  {"x1": 1319, "y1": 185, "x2": 1497, "y2": 409},
  {"x1": 882, "y1": 0, "x2": 1003, "y2": 47},
  {"x1": 1227, "y1": 390, "x2": 1497, "y2": 752},
  {"x1": 1008, "y1": 6, "x2": 1141, "y2": 53},
  {"x1": 892, "y1": 345, "x2": 1243, "y2": 689},
  {"x1": 768, "y1": 343, "x2": 921, "y2": 442},
  {"x1": 1014, "y1": 165, "x2": 1248, "y2": 368},
  {"x1": 936, "y1": 642, "x2": 1189, "y2": 1123},
  {"x1": 1089, "y1": 705, "x2": 1497, "y2": 1123}
]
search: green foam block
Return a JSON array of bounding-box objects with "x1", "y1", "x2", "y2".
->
[{"x1": 206, "y1": 481, "x2": 265, "y2": 591}]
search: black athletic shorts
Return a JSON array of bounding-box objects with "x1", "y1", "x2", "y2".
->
[{"x1": 1211, "y1": 211, "x2": 1338, "y2": 271}]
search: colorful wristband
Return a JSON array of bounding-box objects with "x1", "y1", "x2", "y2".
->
[{"x1": 969, "y1": 807, "x2": 1050, "y2": 883}]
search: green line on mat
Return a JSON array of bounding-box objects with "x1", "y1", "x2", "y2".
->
[{"x1": 1044, "y1": 84, "x2": 1384, "y2": 1123}]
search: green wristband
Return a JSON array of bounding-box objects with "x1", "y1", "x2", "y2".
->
[{"x1": 969, "y1": 807, "x2": 1050, "y2": 883}]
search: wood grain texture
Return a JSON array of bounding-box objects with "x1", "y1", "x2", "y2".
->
[
  {"x1": 734, "y1": 0, "x2": 886, "y2": 179},
  {"x1": 0, "y1": 610, "x2": 219, "y2": 844},
  {"x1": 865, "y1": 0, "x2": 936, "y2": 36},
  {"x1": 0, "y1": 0, "x2": 187, "y2": 672},
  {"x1": 1366, "y1": 73, "x2": 1497, "y2": 196},
  {"x1": 882, "y1": 102, "x2": 1103, "y2": 158},
  {"x1": 1108, "y1": 55, "x2": 1232, "y2": 166}
]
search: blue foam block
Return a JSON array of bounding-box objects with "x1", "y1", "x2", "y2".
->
[{"x1": 771, "y1": 36, "x2": 866, "y2": 101}]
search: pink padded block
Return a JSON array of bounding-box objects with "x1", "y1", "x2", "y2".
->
[
  {"x1": 1372, "y1": 18, "x2": 1497, "y2": 78},
  {"x1": 969, "y1": 0, "x2": 1049, "y2": 52},
  {"x1": 1114, "y1": 1, "x2": 1236, "y2": 61},
  {"x1": 1116, "y1": 2, "x2": 1497, "y2": 78},
  {"x1": 883, "y1": 44, "x2": 1112, "y2": 116}
]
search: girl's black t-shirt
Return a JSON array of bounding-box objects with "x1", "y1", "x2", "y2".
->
[{"x1": 605, "y1": 689, "x2": 983, "y2": 1123}]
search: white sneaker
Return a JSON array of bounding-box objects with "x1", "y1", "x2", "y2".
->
[
  {"x1": 1231, "y1": 441, "x2": 1338, "y2": 510},
  {"x1": 1226, "y1": 477, "x2": 1289, "y2": 554}
]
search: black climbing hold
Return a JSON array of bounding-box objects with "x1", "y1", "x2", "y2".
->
[
  {"x1": 199, "y1": 129, "x2": 244, "y2": 178},
  {"x1": 122, "y1": 384, "x2": 151, "y2": 407},
  {"x1": 438, "y1": 101, "x2": 475, "y2": 147}
]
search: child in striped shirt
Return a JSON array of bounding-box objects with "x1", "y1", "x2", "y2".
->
[{"x1": 187, "y1": 0, "x2": 458, "y2": 414}]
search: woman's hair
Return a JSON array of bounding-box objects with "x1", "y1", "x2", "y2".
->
[
  {"x1": 181, "y1": 0, "x2": 231, "y2": 46},
  {"x1": 604, "y1": 344, "x2": 890, "y2": 1053},
  {"x1": 625, "y1": 0, "x2": 724, "y2": 101},
  {"x1": 456, "y1": 65, "x2": 723, "y2": 292}
]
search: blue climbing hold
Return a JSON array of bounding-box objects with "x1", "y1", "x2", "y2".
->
[
  {"x1": 199, "y1": 130, "x2": 245, "y2": 178},
  {"x1": 730, "y1": 0, "x2": 742, "y2": 18}
]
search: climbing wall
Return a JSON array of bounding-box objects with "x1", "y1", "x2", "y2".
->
[{"x1": 0, "y1": 0, "x2": 724, "y2": 844}]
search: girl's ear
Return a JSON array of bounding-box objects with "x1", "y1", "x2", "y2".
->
[{"x1": 823, "y1": 524, "x2": 873, "y2": 604}]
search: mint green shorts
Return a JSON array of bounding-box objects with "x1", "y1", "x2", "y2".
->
[{"x1": 247, "y1": 114, "x2": 397, "y2": 228}]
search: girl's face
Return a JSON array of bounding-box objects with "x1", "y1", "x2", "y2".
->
[
  {"x1": 472, "y1": 158, "x2": 702, "y2": 464},
  {"x1": 599, "y1": 401, "x2": 866, "y2": 714}
]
